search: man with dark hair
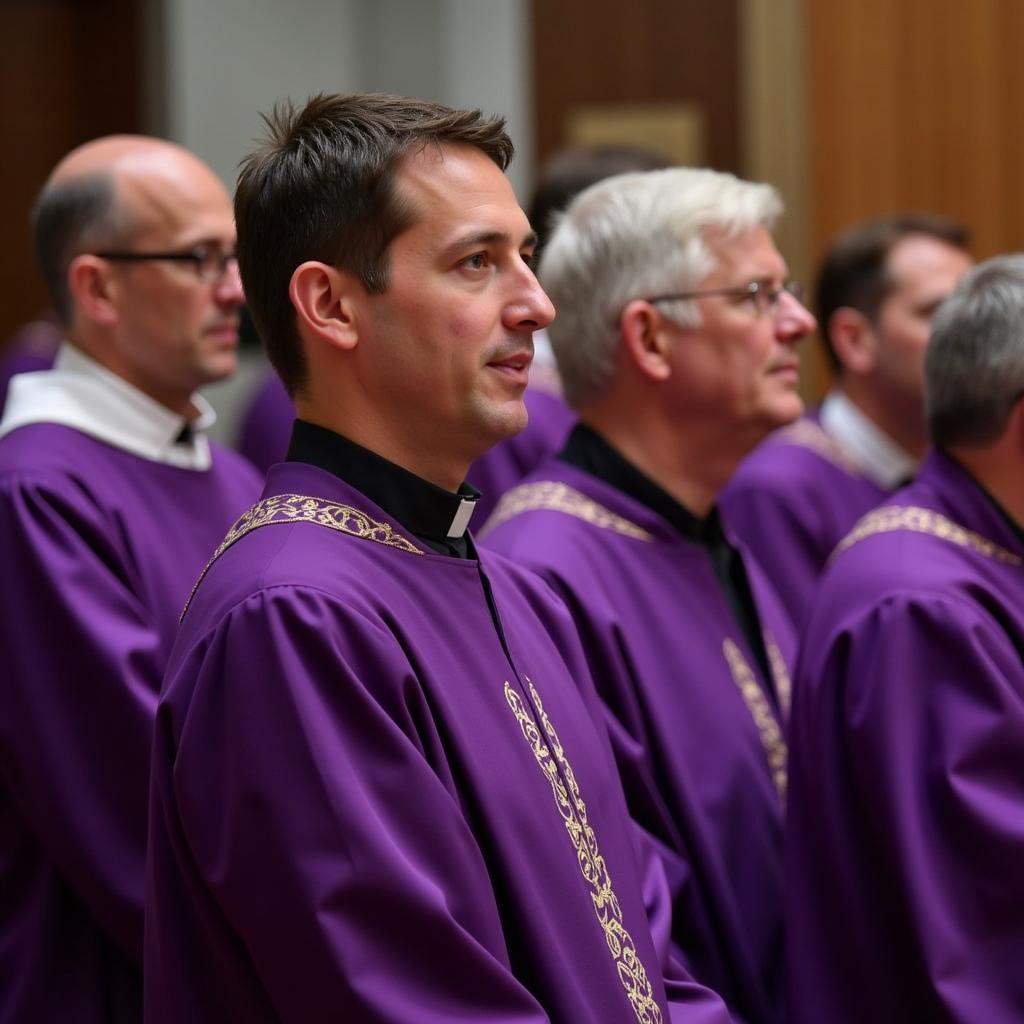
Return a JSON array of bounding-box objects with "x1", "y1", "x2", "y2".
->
[
  {"x1": 721, "y1": 212, "x2": 971, "y2": 626},
  {"x1": 787, "y1": 252, "x2": 1024, "y2": 1023},
  {"x1": 481, "y1": 166, "x2": 815, "y2": 1024},
  {"x1": 0, "y1": 136, "x2": 261, "y2": 1023},
  {"x1": 144, "y1": 93, "x2": 730, "y2": 1023}
]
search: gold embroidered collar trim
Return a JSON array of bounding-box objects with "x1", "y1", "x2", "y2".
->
[
  {"x1": 182, "y1": 492, "x2": 424, "y2": 620},
  {"x1": 832, "y1": 504, "x2": 1022, "y2": 566},
  {"x1": 774, "y1": 418, "x2": 863, "y2": 476},
  {"x1": 481, "y1": 480, "x2": 654, "y2": 541},
  {"x1": 504, "y1": 678, "x2": 663, "y2": 1023}
]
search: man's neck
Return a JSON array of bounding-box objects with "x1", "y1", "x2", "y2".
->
[
  {"x1": 579, "y1": 405, "x2": 745, "y2": 518},
  {"x1": 295, "y1": 406, "x2": 470, "y2": 493},
  {"x1": 948, "y1": 442, "x2": 1024, "y2": 531},
  {"x1": 840, "y1": 380, "x2": 927, "y2": 459},
  {"x1": 70, "y1": 335, "x2": 197, "y2": 419}
]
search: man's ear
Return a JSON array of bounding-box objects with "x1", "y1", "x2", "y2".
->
[
  {"x1": 620, "y1": 300, "x2": 673, "y2": 382},
  {"x1": 828, "y1": 306, "x2": 878, "y2": 375},
  {"x1": 67, "y1": 255, "x2": 120, "y2": 327},
  {"x1": 289, "y1": 262, "x2": 361, "y2": 352}
]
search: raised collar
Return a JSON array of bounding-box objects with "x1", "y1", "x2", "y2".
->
[
  {"x1": 0, "y1": 343, "x2": 216, "y2": 470},
  {"x1": 286, "y1": 420, "x2": 479, "y2": 557},
  {"x1": 820, "y1": 390, "x2": 918, "y2": 489}
]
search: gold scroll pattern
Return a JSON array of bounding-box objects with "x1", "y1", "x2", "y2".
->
[
  {"x1": 764, "y1": 631, "x2": 793, "y2": 721},
  {"x1": 182, "y1": 493, "x2": 424, "y2": 620},
  {"x1": 832, "y1": 505, "x2": 1022, "y2": 567},
  {"x1": 480, "y1": 481, "x2": 654, "y2": 542},
  {"x1": 722, "y1": 640, "x2": 788, "y2": 806},
  {"x1": 503, "y1": 678, "x2": 663, "y2": 1024}
]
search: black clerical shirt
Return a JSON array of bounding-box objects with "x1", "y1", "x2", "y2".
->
[
  {"x1": 286, "y1": 420, "x2": 480, "y2": 558},
  {"x1": 559, "y1": 423, "x2": 774, "y2": 686}
]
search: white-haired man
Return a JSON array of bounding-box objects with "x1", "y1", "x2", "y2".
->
[{"x1": 482, "y1": 167, "x2": 816, "y2": 1024}]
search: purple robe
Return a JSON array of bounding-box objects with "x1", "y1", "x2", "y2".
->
[
  {"x1": 467, "y1": 387, "x2": 576, "y2": 524},
  {"x1": 235, "y1": 371, "x2": 295, "y2": 473},
  {"x1": 480, "y1": 458, "x2": 795, "y2": 1024},
  {"x1": 144, "y1": 460, "x2": 731, "y2": 1024},
  {"x1": 787, "y1": 448, "x2": 1024, "y2": 1023},
  {"x1": 720, "y1": 414, "x2": 889, "y2": 629},
  {"x1": 0, "y1": 424, "x2": 261, "y2": 1024}
]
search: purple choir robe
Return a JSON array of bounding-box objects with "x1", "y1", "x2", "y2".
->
[
  {"x1": 467, "y1": 386, "x2": 576, "y2": 525},
  {"x1": 787, "y1": 448, "x2": 1024, "y2": 1023},
  {"x1": 0, "y1": 424, "x2": 261, "y2": 1024},
  {"x1": 235, "y1": 370, "x2": 295, "y2": 473},
  {"x1": 480, "y1": 458, "x2": 795, "y2": 1024},
  {"x1": 144, "y1": 460, "x2": 732, "y2": 1024},
  {"x1": 720, "y1": 414, "x2": 889, "y2": 629}
]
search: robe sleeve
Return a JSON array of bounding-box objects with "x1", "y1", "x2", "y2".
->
[
  {"x1": 630, "y1": 827, "x2": 735, "y2": 1023},
  {"x1": 0, "y1": 469, "x2": 159, "y2": 960},
  {"x1": 153, "y1": 586, "x2": 552, "y2": 1023},
  {"x1": 817, "y1": 592, "x2": 1024, "y2": 1021}
]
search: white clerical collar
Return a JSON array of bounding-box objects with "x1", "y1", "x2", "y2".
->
[
  {"x1": 0, "y1": 342, "x2": 216, "y2": 470},
  {"x1": 820, "y1": 390, "x2": 917, "y2": 489}
]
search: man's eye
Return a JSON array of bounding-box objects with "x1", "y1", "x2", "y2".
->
[{"x1": 462, "y1": 253, "x2": 489, "y2": 271}]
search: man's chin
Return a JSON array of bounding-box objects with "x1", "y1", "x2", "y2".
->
[
  {"x1": 200, "y1": 351, "x2": 240, "y2": 385},
  {"x1": 768, "y1": 390, "x2": 805, "y2": 428},
  {"x1": 476, "y1": 399, "x2": 529, "y2": 448}
]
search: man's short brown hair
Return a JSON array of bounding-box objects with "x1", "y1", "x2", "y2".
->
[
  {"x1": 235, "y1": 93, "x2": 513, "y2": 396},
  {"x1": 815, "y1": 211, "x2": 970, "y2": 373}
]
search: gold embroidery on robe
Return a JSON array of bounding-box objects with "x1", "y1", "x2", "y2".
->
[
  {"x1": 764, "y1": 631, "x2": 792, "y2": 721},
  {"x1": 480, "y1": 481, "x2": 654, "y2": 541},
  {"x1": 722, "y1": 640, "x2": 788, "y2": 805},
  {"x1": 182, "y1": 493, "x2": 424, "y2": 620},
  {"x1": 504, "y1": 678, "x2": 663, "y2": 1024},
  {"x1": 832, "y1": 505, "x2": 1022, "y2": 567},
  {"x1": 773, "y1": 418, "x2": 864, "y2": 476}
]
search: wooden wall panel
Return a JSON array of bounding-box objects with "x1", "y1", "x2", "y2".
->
[
  {"x1": 0, "y1": 0, "x2": 142, "y2": 347},
  {"x1": 807, "y1": 0, "x2": 1024, "y2": 262},
  {"x1": 531, "y1": 0, "x2": 741, "y2": 174},
  {"x1": 802, "y1": 0, "x2": 1024, "y2": 396}
]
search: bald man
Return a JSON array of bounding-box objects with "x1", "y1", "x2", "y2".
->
[{"x1": 0, "y1": 137, "x2": 261, "y2": 1023}]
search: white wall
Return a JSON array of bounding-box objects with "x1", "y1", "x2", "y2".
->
[
  {"x1": 153, "y1": 0, "x2": 533, "y2": 198},
  {"x1": 157, "y1": 0, "x2": 365, "y2": 190}
]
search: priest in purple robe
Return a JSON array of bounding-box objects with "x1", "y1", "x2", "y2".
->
[
  {"x1": 787, "y1": 253, "x2": 1024, "y2": 1023},
  {"x1": 144, "y1": 93, "x2": 731, "y2": 1024},
  {"x1": 721, "y1": 213, "x2": 972, "y2": 628},
  {"x1": 481, "y1": 167, "x2": 816, "y2": 1024},
  {"x1": 0, "y1": 137, "x2": 262, "y2": 1023}
]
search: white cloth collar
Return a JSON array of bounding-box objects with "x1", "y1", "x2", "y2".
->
[
  {"x1": 820, "y1": 390, "x2": 917, "y2": 489},
  {"x1": 0, "y1": 343, "x2": 216, "y2": 470}
]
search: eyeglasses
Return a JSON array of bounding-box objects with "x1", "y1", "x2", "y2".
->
[
  {"x1": 645, "y1": 280, "x2": 805, "y2": 317},
  {"x1": 94, "y1": 244, "x2": 238, "y2": 282}
]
